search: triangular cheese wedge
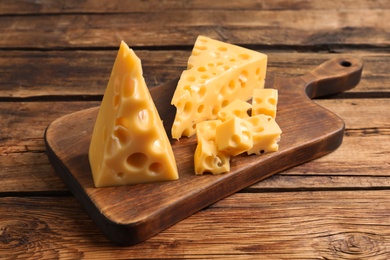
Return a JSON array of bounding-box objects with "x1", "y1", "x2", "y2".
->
[
  {"x1": 89, "y1": 41, "x2": 178, "y2": 187},
  {"x1": 171, "y1": 35, "x2": 267, "y2": 139}
]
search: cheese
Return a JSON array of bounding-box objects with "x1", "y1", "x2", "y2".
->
[
  {"x1": 171, "y1": 35, "x2": 267, "y2": 139},
  {"x1": 194, "y1": 120, "x2": 230, "y2": 175},
  {"x1": 88, "y1": 41, "x2": 178, "y2": 187},
  {"x1": 215, "y1": 116, "x2": 253, "y2": 156},
  {"x1": 245, "y1": 114, "x2": 282, "y2": 155},
  {"x1": 217, "y1": 99, "x2": 252, "y2": 122},
  {"x1": 251, "y1": 88, "x2": 278, "y2": 118}
]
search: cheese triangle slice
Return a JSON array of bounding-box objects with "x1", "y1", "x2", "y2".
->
[
  {"x1": 89, "y1": 41, "x2": 178, "y2": 187},
  {"x1": 171, "y1": 35, "x2": 267, "y2": 139}
]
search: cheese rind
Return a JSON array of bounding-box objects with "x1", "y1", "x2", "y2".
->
[
  {"x1": 245, "y1": 114, "x2": 282, "y2": 155},
  {"x1": 171, "y1": 35, "x2": 267, "y2": 139},
  {"x1": 216, "y1": 116, "x2": 253, "y2": 156},
  {"x1": 89, "y1": 41, "x2": 178, "y2": 187},
  {"x1": 252, "y1": 88, "x2": 278, "y2": 118}
]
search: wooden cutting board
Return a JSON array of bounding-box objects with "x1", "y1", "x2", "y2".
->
[{"x1": 45, "y1": 57, "x2": 363, "y2": 246}]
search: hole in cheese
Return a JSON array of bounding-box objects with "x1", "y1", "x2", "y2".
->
[
  {"x1": 255, "y1": 108, "x2": 267, "y2": 115},
  {"x1": 153, "y1": 139, "x2": 163, "y2": 152},
  {"x1": 254, "y1": 97, "x2": 263, "y2": 104},
  {"x1": 183, "y1": 102, "x2": 192, "y2": 114},
  {"x1": 127, "y1": 152, "x2": 148, "y2": 170},
  {"x1": 212, "y1": 106, "x2": 220, "y2": 116},
  {"x1": 198, "y1": 104, "x2": 205, "y2": 113},
  {"x1": 218, "y1": 46, "x2": 228, "y2": 52},
  {"x1": 187, "y1": 76, "x2": 196, "y2": 82},
  {"x1": 123, "y1": 77, "x2": 136, "y2": 98},
  {"x1": 233, "y1": 110, "x2": 241, "y2": 117},
  {"x1": 228, "y1": 80, "x2": 236, "y2": 91},
  {"x1": 148, "y1": 162, "x2": 164, "y2": 176},
  {"x1": 137, "y1": 109, "x2": 153, "y2": 130},
  {"x1": 113, "y1": 126, "x2": 130, "y2": 146},
  {"x1": 222, "y1": 100, "x2": 229, "y2": 108},
  {"x1": 230, "y1": 134, "x2": 241, "y2": 147},
  {"x1": 113, "y1": 94, "x2": 120, "y2": 108},
  {"x1": 195, "y1": 45, "x2": 207, "y2": 51},
  {"x1": 198, "y1": 85, "x2": 206, "y2": 98},
  {"x1": 192, "y1": 50, "x2": 201, "y2": 56},
  {"x1": 239, "y1": 71, "x2": 248, "y2": 88},
  {"x1": 239, "y1": 53, "x2": 251, "y2": 60},
  {"x1": 115, "y1": 117, "x2": 130, "y2": 128},
  {"x1": 268, "y1": 97, "x2": 276, "y2": 105},
  {"x1": 197, "y1": 66, "x2": 207, "y2": 72}
]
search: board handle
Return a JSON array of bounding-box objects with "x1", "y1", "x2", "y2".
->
[{"x1": 301, "y1": 57, "x2": 363, "y2": 98}]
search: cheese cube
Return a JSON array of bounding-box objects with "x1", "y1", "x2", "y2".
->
[
  {"x1": 252, "y1": 88, "x2": 278, "y2": 118},
  {"x1": 194, "y1": 120, "x2": 230, "y2": 175},
  {"x1": 217, "y1": 99, "x2": 252, "y2": 122},
  {"x1": 216, "y1": 116, "x2": 253, "y2": 156},
  {"x1": 246, "y1": 115, "x2": 282, "y2": 155},
  {"x1": 88, "y1": 41, "x2": 178, "y2": 187},
  {"x1": 196, "y1": 120, "x2": 222, "y2": 142},
  {"x1": 171, "y1": 35, "x2": 267, "y2": 139},
  {"x1": 194, "y1": 140, "x2": 230, "y2": 175}
]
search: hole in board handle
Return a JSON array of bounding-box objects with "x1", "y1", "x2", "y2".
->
[{"x1": 340, "y1": 60, "x2": 352, "y2": 67}]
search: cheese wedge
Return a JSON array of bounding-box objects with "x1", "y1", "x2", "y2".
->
[
  {"x1": 89, "y1": 41, "x2": 178, "y2": 187},
  {"x1": 171, "y1": 35, "x2": 267, "y2": 139}
]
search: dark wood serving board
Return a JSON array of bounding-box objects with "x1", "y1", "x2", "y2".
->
[{"x1": 45, "y1": 57, "x2": 363, "y2": 246}]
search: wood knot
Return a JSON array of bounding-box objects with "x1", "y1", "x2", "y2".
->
[{"x1": 327, "y1": 232, "x2": 388, "y2": 259}]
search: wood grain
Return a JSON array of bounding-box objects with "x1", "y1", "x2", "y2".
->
[
  {"x1": 44, "y1": 57, "x2": 363, "y2": 245},
  {"x1": 2, "y1": 191, "x2": 390, "y2": 259},
  {"x1": 0, "y1": 0, "x2": 389, "y2": 258},
  {"x1": 1, "y1": 52, "x2": 388, "y2": 98},
  {"x1": 0, "y1": 9, "x2": 388, "y2": 49},
  {"x1": 1, "y1": 0, "x2": 388, "y2": 14}
]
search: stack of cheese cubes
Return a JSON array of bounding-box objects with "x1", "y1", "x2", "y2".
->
[{"x1": 171, "y1": 35, "x2": 282, "y2": 175}]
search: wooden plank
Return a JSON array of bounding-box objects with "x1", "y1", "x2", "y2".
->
[
  {"x1": 248, "y1": 174, "x2": 390, "y2": 191},
  {"x1": 0, "y1": 10, "x2": 388, "y2": 48},
  {"x1": 0, "y1": 102, "x2": 99, "y2": 193},
  {"x1": 1, "y1": 0, "x2": 388, "y2": 14},
  {"x1": 1, "y1": 191, "x2": 390, "y2": 258},
  {"x1": 0, "y1": 51, "x2": 388, "y2": 98},
  {"x1": 0, "y1": 96, "x2": 388, "y2": 193}
]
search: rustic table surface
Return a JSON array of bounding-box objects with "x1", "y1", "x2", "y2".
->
[{"x1": 1, "y1": 1, "x2": 389, "y2": 259}]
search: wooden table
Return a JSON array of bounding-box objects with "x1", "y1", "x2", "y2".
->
[{"x1": 1, "y1": 1, "x2": 389, "y2": 259}]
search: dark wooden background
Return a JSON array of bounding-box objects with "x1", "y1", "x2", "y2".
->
[{"x1": 0, "y1": 1, "x2": 389, "y2": 259}]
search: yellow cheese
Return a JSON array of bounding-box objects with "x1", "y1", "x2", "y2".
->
[
  {"x1": 194, "y1": 120, "x2": 230, "y2": 175},
  {"x1": 251, "y1": 88, "x2": 278, "y2": 118},
  {"x1": 215, "y1": 116, "x2": 253, "y2": 156},
  {"x1": 89, "y1": 41, "x2": 178, "y2": 187},
  {"x1": 245, "y1": 114, "x2": 282, "y2": 155},
  {"x1": 171, "y1": 35, "x2": 268, "y2": 139},
  {"x1": 217, "y1": 99, "x2": 252, "y2": 122}
]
